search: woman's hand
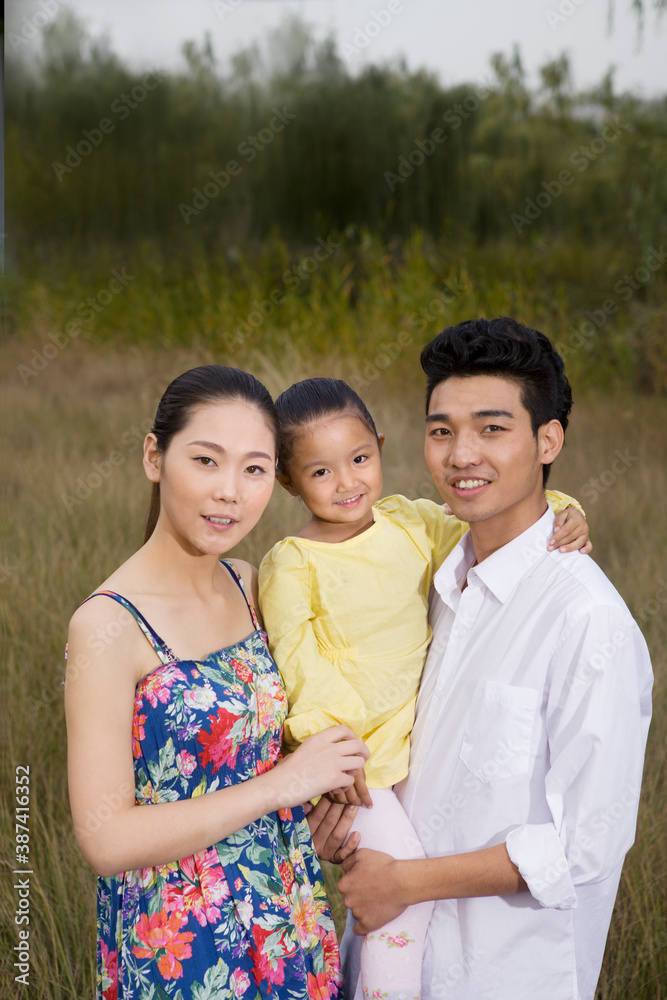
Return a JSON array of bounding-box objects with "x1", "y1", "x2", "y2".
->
[
  {"x1": 271, "y1": 726, "x2": 369, "y2": 809},
  {"x1": 548, "y1": 507, "x2": 592, "y2": 554}
]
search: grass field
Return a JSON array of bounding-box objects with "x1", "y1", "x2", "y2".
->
[{"x1": 1, "y1": 336, "x2": 665, "y2": 998}]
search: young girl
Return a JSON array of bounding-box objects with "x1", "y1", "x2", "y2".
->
[
  {"x1": 65, "y1": 365, "x2": 370, "y2": 1000},
  {"x1": 258, "y1": 377, "x2": 590, "y2": 1000}
]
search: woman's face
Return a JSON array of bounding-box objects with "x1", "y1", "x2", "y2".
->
[{"x1": 145, "y1": 399, "x2": 277, "y2": 555}]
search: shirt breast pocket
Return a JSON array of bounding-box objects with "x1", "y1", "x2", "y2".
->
[{"x1": 460, "y1": 679, "x2": 539, "y2": 782}]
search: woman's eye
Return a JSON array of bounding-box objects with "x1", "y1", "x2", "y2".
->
[
  {"x1": 246, "y1": 465, "x2": 266, "y2": 475},
  {"x1": 196, "y1": 456, "x2": 215, "y2": 466}
]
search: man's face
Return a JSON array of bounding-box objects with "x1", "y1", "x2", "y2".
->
[{"x1": 424, "y1": 375, "x2": 554, "y2": 524}]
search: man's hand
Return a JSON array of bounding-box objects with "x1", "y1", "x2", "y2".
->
[
  {"x1": 304, "y1": 796, "x2": 360, "y2": 864},
  {"x1": 339, "y1": 848, "x2": 408, "y2": 934}
]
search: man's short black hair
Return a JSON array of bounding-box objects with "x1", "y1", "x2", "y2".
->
[{"x1": 420, "y1": 317, "x2": 573, "y2": 485}]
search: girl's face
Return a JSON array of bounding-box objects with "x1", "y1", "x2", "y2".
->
[
  {"x1": 282, "y1": 412, "x2": 384, "y2": 534},
  {"x1": 144, "y1": 400, "x2": 277, "y2": 556}
]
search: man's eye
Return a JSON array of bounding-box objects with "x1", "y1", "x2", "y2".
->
[
  {"x1": 430, "y1": 427, "x2": 450, "y2": 436},
  {"x1": 484, "y1": 425, "x2": 505, "y2": 433}
]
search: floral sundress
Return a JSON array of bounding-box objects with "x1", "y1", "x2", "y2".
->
[{"x1": 87, "y1": 560, "x2": 341, "y2": 1000}]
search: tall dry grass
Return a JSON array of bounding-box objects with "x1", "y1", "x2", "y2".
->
[{"x1": 1, "y1": 339, "x2": 665, "y2": 998}]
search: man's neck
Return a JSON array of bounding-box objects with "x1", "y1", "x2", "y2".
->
[{"x1": 469, "y1": 496, "x2": 549, "y2": 564}]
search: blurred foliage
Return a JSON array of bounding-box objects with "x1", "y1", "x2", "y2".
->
[
  {"x1": 4, "y1": 11, "x2": 667, "y2": 394},
  {"x1": 6, "y1": 11, "x2": 667, "y2": 251}
]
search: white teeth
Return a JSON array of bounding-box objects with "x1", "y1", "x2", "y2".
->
[
  {"x1": 336, "y1": 495, "x2": 361, "y2": 505},
  {"x1": 206, "y1": 516, "x2": 233, "y2": 524},
  {"x1": 454, "y1": 480, "x2": 488, "y2": 490}
]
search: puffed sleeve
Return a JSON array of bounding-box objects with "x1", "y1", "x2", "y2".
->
[
  {"x1": 544, "y1": 489, "x2": 585, "y2": 517},
  {"x1": 258, "y1": 540, "x2": 368, "y2": 750},
  {"x1": 506, "y1": 605, "x2": 652, "y2": 908}
]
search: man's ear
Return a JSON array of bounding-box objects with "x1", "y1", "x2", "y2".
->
[
  {"x1": 377, "y1": 432, "x2": 385, "y2": 453},
  {"x1": 143, "y1": 433, "x2": 162, "y2": 483},
  {"x1": 276, "y1": 471, "x2": 300, "y2": 497},
  {"x1": 538, "y1": 419, "x2": 564, "y2": 467}
]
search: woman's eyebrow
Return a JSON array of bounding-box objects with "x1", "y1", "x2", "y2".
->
[{"x1": 187, "y1": 440, "x2": 273, "y2": 460}]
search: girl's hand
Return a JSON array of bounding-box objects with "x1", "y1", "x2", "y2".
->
[
  {"x1": 325, "y1": 768, "x2": 373, "y2": 808},
  {"x1": 548, "y1": 507, "x2": 592, "y2": 554},
  {"x1": 272, "y1": 726, "x2": 369, "y2": 809}
]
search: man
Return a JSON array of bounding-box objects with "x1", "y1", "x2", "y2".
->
[{"x1": 309, "y1": 317, "x2": 652, "y2": 999}]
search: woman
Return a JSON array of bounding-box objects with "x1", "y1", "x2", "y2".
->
[{"x1": 65, "y1": 365, "x2": 367, "y2": 999}]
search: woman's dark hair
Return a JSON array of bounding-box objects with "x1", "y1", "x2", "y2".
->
[
  {"x1": 144, "y1": 365, "x2": 278, "y2": 541},
  {"x1": 420, "y1": 317, "x2": 572, "y2": 485},
  {"x1": 274, "y1": 378, "x2": 379, "y2": 474}
]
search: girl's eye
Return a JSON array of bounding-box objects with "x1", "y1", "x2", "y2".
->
[
  {"x1": 312, "y1": 468, "x2": 329, "y2": 478},
  {"x1": 353, "y1": 455, "x2": 368, "y2": 465}
]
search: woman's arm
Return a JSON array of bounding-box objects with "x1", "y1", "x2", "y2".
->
[{"x1": 65, "y1": 599, "x2": 368, "y2": 877}]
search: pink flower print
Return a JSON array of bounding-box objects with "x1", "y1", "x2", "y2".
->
[
  {"x1": 292, "y1": 885, "x2": 320, "y2": 949},
  {"x1": 229, "y1": 967, "x2": 251, "y2": 996},
  {"x1": 162, "y1": 848, "x2": 230, "y2": 927},
  {"x1": 175, "y1": 750, "x2": 197, "y2": 776},
  {"x1": 248, "y1": 925, "x2": 286, "y2": 987},
  {"x1": 142, "y1": 665, "x2": 187, "y2": 709},
  {"x1": 131, "y1": 702, "x2": 146, "y2": 759},
  {"x1": 183, "y1": 686, "x2": 217, "y2": 712},
  {"x1": 197, "y1": 706, "x2": 246, "y2": 773},
  {"x1": 234, "y1": 876, "x2": 243, "y2": 891},
  {"x1": 378, "y1": 930, "x2": 414, "y2": 948},
  {"x1": 322, "y1": 929, "x2": 341, "y2": 984},
  {"x1": 132, "y1": 910, "x2": 195, "y2": 981},
  {"x1": 99, "y1": 941, "x2": 118, "y2": 1000},
  {"x1": 231, "y1": 657, "x2": 253, "y2": 683}
]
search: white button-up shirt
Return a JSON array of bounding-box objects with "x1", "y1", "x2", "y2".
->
[{"x1": 342, "y1": 508, "x2": 652, "y2": 1000}]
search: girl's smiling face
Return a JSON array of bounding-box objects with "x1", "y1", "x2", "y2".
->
[
  {"x1": 144, "y1": 400, "x2": 277, "y2": 555},
  {"x1": 280, "y1": 411, "x2": 385, "y2": 540}
]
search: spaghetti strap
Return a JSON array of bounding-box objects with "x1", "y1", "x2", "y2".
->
[
  {"x1": 220, "y1": 559, "x2": 262, "y2": 632},
  {"x1": 80, "y1": 591, "x2": 177, "y2": 665}
]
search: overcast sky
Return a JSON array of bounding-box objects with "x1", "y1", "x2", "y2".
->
[{"x1": 7, "y1": 0, "x2": 667, "y2": 95}]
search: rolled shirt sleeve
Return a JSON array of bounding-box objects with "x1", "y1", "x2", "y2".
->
[{"x1": 506, "y1": 604, "x2": 652, "y2": 910}]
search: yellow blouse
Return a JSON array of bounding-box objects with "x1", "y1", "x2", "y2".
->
[{"x1": 259, "y1": 491, "x2": 581, "y2": 788}]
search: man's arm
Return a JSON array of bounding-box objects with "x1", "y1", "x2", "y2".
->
[{"x1": 339, "y1": 843, "x2": 527, "y2": 934}]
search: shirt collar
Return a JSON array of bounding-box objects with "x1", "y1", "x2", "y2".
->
[{"x1": 434, "y1": 506, "x2": 556, "y2": 608}]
